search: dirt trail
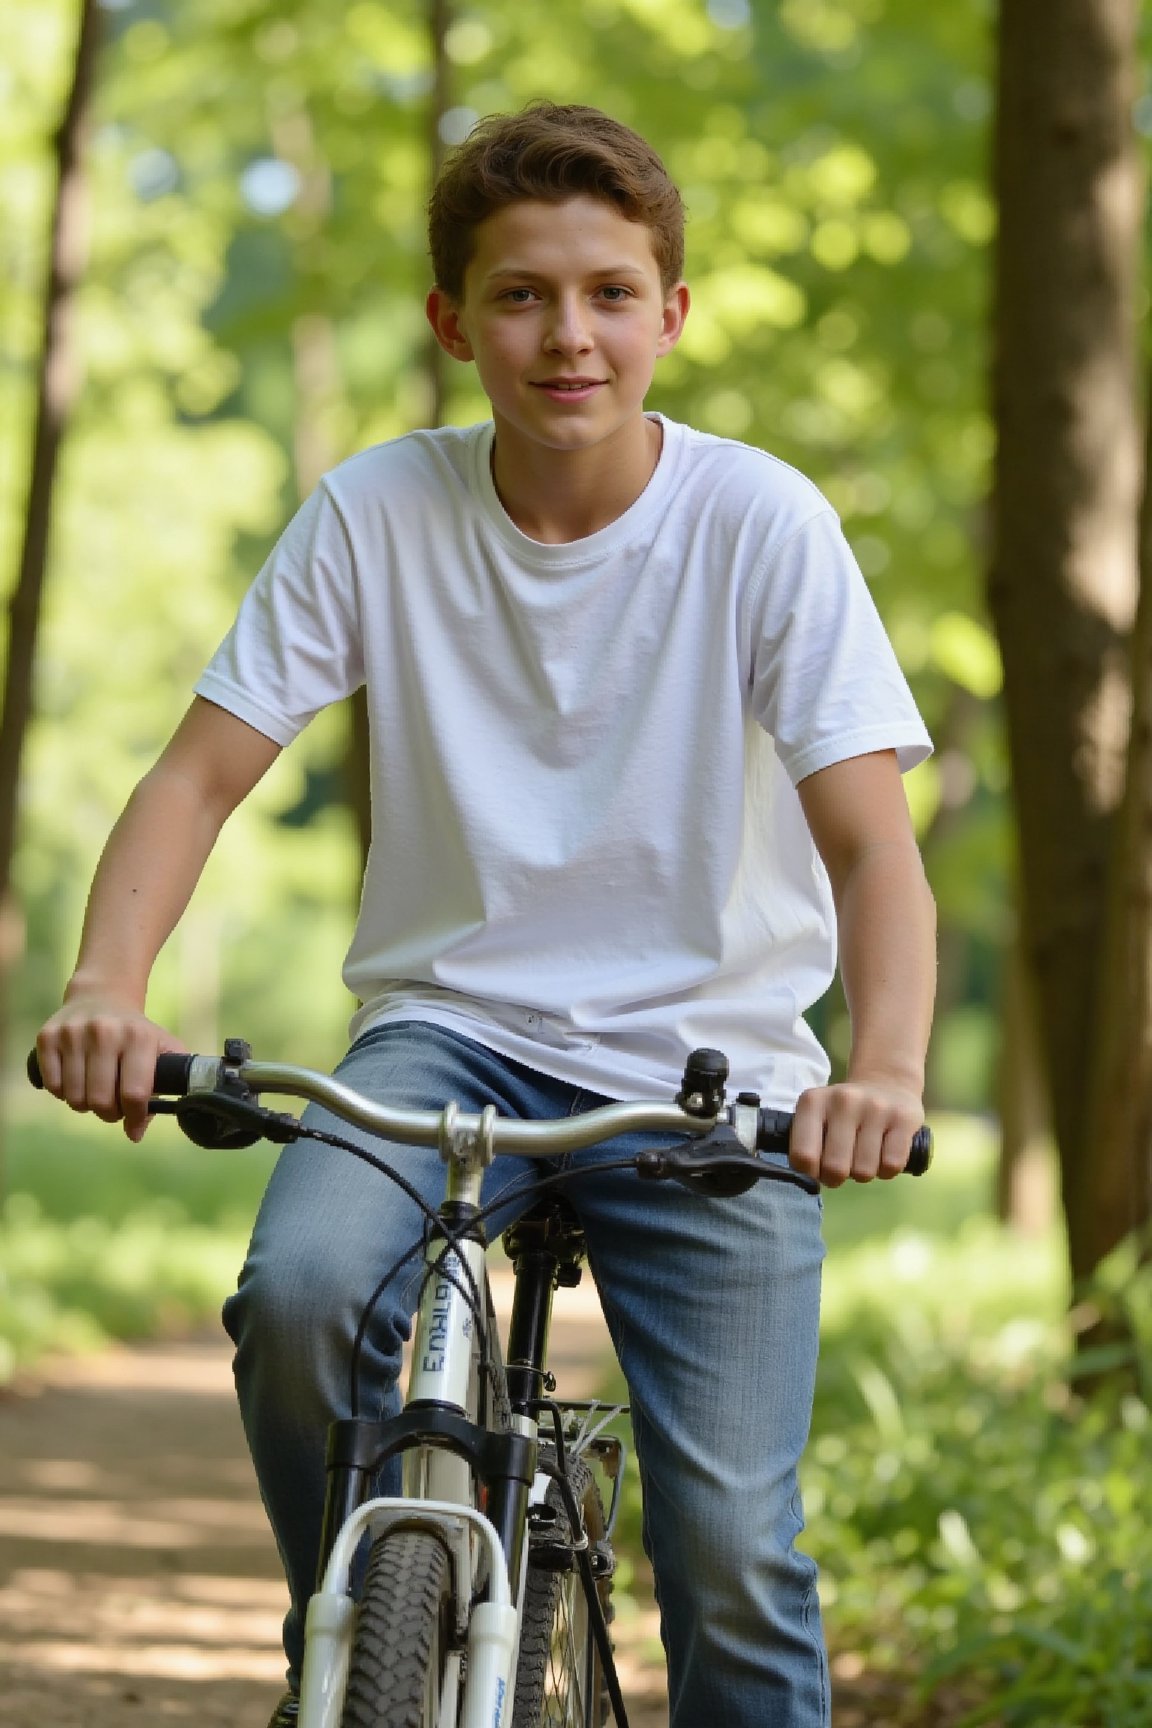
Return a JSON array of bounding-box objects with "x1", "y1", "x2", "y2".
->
[
  {"x1": 0, "y1": 1278, "x2": 670, "y2": 1728},
  {"x1": 0, "y1": 1282, "x2": 924, "y2": 1728}
]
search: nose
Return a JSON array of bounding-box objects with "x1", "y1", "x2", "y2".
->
[{"x1": 544, "y1": 293, "x2": 593, "y2": 356}]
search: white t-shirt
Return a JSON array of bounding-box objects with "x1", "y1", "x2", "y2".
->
[{"x1": 196, "y1": 416, "x2": 931, "y2": 1107}]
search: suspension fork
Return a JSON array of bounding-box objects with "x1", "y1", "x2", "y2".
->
[{"x1": 316, "y1": 1155, "x2": 491, "y2": 1592}]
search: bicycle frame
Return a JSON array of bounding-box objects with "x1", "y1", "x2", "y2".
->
[{"x1": 298, "y1": 1134, "x2": 553, "y2": 1728}]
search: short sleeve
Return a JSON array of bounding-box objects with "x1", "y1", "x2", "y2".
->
[
  {"x1": 745, "y1": 509, "x2": 932, "y2": 783},
  {"x1": 194, "y1": 483, "x2": 365, "y2": 747}
]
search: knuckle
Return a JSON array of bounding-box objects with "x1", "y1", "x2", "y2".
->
[
  {"x1": 88, "y1": 1016, "x2": 122, "y2": 1050},
  {"x1": 59, "y1": 1020, "x2": 86, "y2": 1054}
]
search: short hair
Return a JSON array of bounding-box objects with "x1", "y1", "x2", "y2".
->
[{"x1": 428, "y1": 102, "x2": 685, "y2": 299}]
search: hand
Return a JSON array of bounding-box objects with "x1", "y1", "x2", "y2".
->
[
  {"x1": 35, "y1": 995, "x2": 187, "y2": 1143},
  {"x1": 788, "y1": 1079, "x2": 924, "y2": 1188}
]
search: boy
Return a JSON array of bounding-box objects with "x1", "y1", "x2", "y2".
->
[{"x1": 37, "y1": 102, "x2": 935, "y2": 1727}]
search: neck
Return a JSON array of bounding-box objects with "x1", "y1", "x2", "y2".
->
[{"x1": 491, "y1": 417, "x2": 662, "y2": 544}]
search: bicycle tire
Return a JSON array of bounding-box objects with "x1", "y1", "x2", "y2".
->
[
  {"x1": 340, "y1": 1529, "x2": 457, "y2": 1728},
  {"x1": 513, "y1": 1452, "x2": 613, "y2": 1728}
]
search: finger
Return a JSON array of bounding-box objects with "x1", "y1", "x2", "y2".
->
[
  {"x1": 789, "y1": 1090, "x2": 827, "y2": 1178},
  {"x1": 818, "y1": 1103, "x2": 858, "y2": 1189},
  {"x1": 84, "y1": 1021, "x2": 127, "y2": 1121},
  {"x1": 119, "y1": 1034, "x2": 160, "y2": 1140},
  {"x1": 35, "y1": 1032, "x2": 63, "y2": 1098},
  {"x1": 845, "y1": 1099, "x2": 888, "y2": 1183},
  {"x1": 878, "y1": 1121, "x2": 914, "y2": 1179},
  {"x1": 58, "y1": 1026, "x2": 94, "y2": 1112}
]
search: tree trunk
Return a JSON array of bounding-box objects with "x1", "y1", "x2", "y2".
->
[
  {"x1": 0, "y1": 0, "x2": 101, "y2": 1174},
  {"x1": 270, "y1": 103, "x2": 372, "y2": 875},
  {"x1": 996, "y1": 926, "x2": 1056, "y2": 1234},
  {"x1": 987, "y1": 0, "x2": 1143, "y2": 1286},
  {"x1": 425, "y1": 0, "x2": 452, "y2": 426},
  {"x1": 1085, "y1": 378, "x2": 1152, "y2": 1266}
]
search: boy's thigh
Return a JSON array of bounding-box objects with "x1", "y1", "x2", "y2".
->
[{"x1": 573, "y1": 1148, "x2": 825, "y2": 1482}]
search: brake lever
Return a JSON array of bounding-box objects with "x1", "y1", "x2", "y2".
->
[
  {"x1": 635, "y1": 1126, "x2": 820, "y2": 1199},
  {"x1": 173, "y1": 1091, "x2": 302, "y2": 1150}
]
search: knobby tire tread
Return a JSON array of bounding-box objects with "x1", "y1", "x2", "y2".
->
[
  {"x1": 340, "y1": 1530, "x2": 454, "y2": 1728},
  {"x1": 513, "y1": 1454, "x2": 613, "y2": 1728}
]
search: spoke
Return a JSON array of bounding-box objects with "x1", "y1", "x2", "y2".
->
[{"x1": 545, "y1": 1573, "x2": 588, "y2": 1724}]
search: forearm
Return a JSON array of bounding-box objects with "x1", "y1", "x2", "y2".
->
[
  {"x1": 836, "y1": 838, "x2": 936, "y2": 1095},
  {"x1": 65, "y1": 762, "x2": 232, "y2": 1006},
  {"x1": 38, "y1": 699, "x2": 279, "y2": 1136}
]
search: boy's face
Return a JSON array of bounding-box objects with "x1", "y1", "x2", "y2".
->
[{"x1": 427, "y1": 196, "x2": 689, "y2": 462}]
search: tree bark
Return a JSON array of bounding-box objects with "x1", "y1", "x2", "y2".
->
[
  {"x1": 0, "y1": 0, "x2": 101, "y2": 1177},
  {"x1": 1085, "y1": 378, "x2": 1152, "y2": 1266},
  {"x1": 270, "y1": 103, "x2": 372, "y2": 874},
  {"x1": 996, "y1": 925, "x2": 1056, "y2": 1234},
  {"x1": 425, "y1": 0, "x2": 452, "y2": 426},
  {"x1": 987, "y1": 0, "x2": 1143, "y2": 1285},
  {"x1": 0, "y1": 0, "x2": 101, "y2": 910}
]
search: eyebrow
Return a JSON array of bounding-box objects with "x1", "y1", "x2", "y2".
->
[{"x1": 483, "y1": 263, "x2": 650, "y2": 282}]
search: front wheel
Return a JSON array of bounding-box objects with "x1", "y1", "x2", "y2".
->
[
  {"x1": 513, "y1": 1452, "x2": 613, "y2": 1727},
  {"x1": 340, "y1": 1529, "x2": 459, "y2": 1728}
]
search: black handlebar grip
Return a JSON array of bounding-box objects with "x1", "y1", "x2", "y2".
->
[
  {"x1": 26, "y1": 1048, "x2": 195, "y2": 1096},
  {"x1": 756, "y1": 1109, "x2": 934, "y2": 1176},
  {"x1": 907, "y1": 1125, "x2": 933, "y2": 1176}
]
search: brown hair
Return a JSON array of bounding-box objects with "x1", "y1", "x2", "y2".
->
[{"x1": 428, "y1": 102, "x2": 685, "y2": 299}]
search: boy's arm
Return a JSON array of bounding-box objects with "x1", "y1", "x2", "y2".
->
[
  {"x1": 36, "y1": 697, "x2": 281, "y2": 1141},
  {"x1": 791, "y1": 749, "x2": 937, "y2": 1186}
]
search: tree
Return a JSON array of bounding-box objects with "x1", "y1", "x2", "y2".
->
[
  {"x1": 988, "y1": 0, "x2": 1145, "y2": 1288},
  {"x1": 0, "y1": 0, "x2": 100, "y2": 1162},
  {"x1": 1087, "y1": 387, "x2": 1152, "y2": 1270}
]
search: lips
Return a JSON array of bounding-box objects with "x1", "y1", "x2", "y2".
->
[{"x1": 531, "y1": 377, "x2": 606, "y2": 401}]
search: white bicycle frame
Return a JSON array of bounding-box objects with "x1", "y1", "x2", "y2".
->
[
  {"x1": 182, "y1": 1060, "x2": 712, "y2": 1728},
  {"x1": 295, "y1": 1139, "x2": 549, "y2": 1728}
]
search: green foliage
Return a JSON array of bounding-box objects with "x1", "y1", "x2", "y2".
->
[
  {"x1": 807, "y1": 1231, "x2": 1152, "y2": 1726},
  {"x1": 3, "y1": 0, "x2": 1006, "y2": 1094},
  {"x1": 598, "y1": 1120, "x2": 1152, "y2": 1723},
  {"x1": 0, "y1": 1102, "x2": 274, "y2": 1381},
  {"x1": 0, "y1": 1192, "x2": 249, "y2": 1380}
]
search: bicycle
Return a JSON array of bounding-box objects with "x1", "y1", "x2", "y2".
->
[{"x1": 30, "y1": 1039, "x2": 931, "y2": 1728}]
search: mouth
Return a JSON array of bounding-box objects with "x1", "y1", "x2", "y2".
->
[{"x1": 531, "y1": 378, "x2": 606, "y2": 400}]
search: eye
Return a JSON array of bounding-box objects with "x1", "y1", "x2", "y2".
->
[
  {"x1": 501, "y1": 287, "x2": 537, "y2": 304},
  {"x1": 598, "y1": 284, "x2": 633, "y2": 303}
]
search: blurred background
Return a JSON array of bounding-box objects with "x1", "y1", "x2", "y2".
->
[
  {"x1": 3, "y1": 1, "x2": 1152, "y2": 1718},
  {"x1": 4, "y1": 0, "x2": 1008, "y2": 1096}
]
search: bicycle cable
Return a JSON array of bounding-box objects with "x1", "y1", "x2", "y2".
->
[
  {"x1": 290, "y1": 1109, "x2": 646, "y2": 1419},
  {"x1": 285, "y1": 1109, "x2": 636, "y2": 1416}
]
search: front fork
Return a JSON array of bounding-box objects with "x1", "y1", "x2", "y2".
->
[{"x1": 305, "y1": 1181, "x2": 582, "y2": 1728}]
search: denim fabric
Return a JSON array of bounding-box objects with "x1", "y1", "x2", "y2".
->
[{"x1": 222, "y1": 1021, "x2": 829, "y2": 1727}]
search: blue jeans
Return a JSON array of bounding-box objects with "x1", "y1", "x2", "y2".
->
[{"x1": 222, "y1": 1022, "x2": 829, "y2": 1726}]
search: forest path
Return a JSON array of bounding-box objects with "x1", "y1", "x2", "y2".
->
[
  {"x1": 0, "y1": 1286, "x2": 940, "y2": 1728},
  {"x1": 0, "y1": 1279, "x2": 674, "y2": 1728}
]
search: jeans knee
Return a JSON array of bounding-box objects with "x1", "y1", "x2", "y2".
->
[
  {"x1": 647, "y1": 1467, "x2": 814, "y2": 1628},
  {"x1": 223, "y1": 1240, "x2": 407, "y2": 1404}
]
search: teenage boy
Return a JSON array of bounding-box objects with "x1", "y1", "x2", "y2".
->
[{"x1": 37, "y1": 103, "x2": 935, "y2": 1728}]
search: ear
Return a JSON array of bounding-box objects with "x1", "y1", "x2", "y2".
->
[
  {"x1": 655, "y1": 282, "x2": 691, "y2": 357},
  {"x1": 426, "y1": 288, "x2": 475, "y2": 362}
]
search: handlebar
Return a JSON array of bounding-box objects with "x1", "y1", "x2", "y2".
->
[{"x1": 27, "y1": 1042, "x2": 933, "y2": 1183}]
